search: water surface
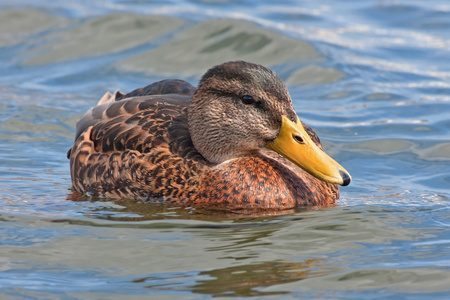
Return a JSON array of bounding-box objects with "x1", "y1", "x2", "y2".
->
[{"x1": 1, "y1": 1, "x2": 450, "y2": 298}]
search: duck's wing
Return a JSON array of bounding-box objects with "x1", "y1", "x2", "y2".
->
[
  {"x1": 69, "y1": 80, "x2": 202, "y2": 160},
  {"x1": 70, "y1": 93, "x2": 204, "y2": 162},
  {"x1": 116, "y1": 79, "x2": 196, "y2": 100},
  {"x1": 68, "y1": 81, "x2": 205, "y2": 200},
  {"x1": 73, "y1": 79, "x2": 196, "y2": 141}
]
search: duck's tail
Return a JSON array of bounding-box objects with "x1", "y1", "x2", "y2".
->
[{"x1": 97, "y1": 90, "x2": 125, "y2": 106}]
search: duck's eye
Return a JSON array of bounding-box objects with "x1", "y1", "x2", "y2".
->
[{"x1": 241, "y1": 95, "x2": 255, "y2": 105}]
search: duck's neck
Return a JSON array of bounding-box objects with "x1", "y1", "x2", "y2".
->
[{"x1": 188, "y1": 100, "x2": 234, "y2": 164}]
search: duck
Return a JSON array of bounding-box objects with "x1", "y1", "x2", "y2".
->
[{"x1": 68, "y1": 61, "x2": 351, "y2": 210}]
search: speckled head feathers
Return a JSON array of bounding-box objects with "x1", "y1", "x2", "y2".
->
[
  {"x1": 188, "y1": 61, "x2": 298, "y2": 164},
  {"x1": 197, "y1": 61, "x2": 296, "y2": 120}
]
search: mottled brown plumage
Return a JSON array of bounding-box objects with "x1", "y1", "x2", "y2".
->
[{"x1": 68, "y1": 61, "x2": 348, "y2": 211}]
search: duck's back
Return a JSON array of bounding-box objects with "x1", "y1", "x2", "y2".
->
[
  {"x1": 68, "y1": 80, "x2": 207, "y2": 201},
  {"x1": 73, "y1": 79, "x2": 197, "y2": 142}
]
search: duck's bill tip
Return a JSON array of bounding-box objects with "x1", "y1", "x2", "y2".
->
[{"x1": 339, "y1": 170, "x2": 352, "y2": 186}]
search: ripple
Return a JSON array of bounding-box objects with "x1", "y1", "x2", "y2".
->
[
  {"x1": 1, "y1": 1, "x2": 450, "y2": 299},
  {"x1": 116, "y1": 18, "x2": 324, "y2": 78}
]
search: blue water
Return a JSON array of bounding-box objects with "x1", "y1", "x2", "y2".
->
[{"x1": 1, "y1": 0, "x2": 450, "y2": 298}]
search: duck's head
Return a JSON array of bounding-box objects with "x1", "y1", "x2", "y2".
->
[{"x1": 188, "y1": 61, "x2": 351, "y2": 186}]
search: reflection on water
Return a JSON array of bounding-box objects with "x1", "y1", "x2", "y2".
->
[
  {"x1": 129, "y1": 260, "x2": 327, "y2": 297},
  {"x1": 66, "y1": 192, "x2": 301, "y2": 221},
  {"x1": 1, "y1": 0, "x2": 450, "y2": 298},
  {"x1": 169, "y1": 259, "x2": 331, "y2": 297}
]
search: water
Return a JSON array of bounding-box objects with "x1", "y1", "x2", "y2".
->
[{"x1": 1, "y1": 0, "x2": 450, "y2": 298}]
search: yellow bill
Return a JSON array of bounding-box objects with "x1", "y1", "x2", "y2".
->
[{"x1": 266, "y1": 115, "x2": 351, "y2": 186}]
